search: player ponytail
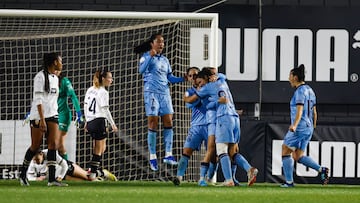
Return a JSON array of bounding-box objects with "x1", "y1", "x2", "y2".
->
[
  {"x1": 134, "y1": 32, "x2": 163, "y2": 54},
  {"x1": 43, "y1": 52, "x2": 60, "y2": 93},
  {"x1": 291, "y1": 64, "x2": 305, "y2": 82},
  {"x1": 93, "y1": 67, "x2": 109, "y2": 88}
]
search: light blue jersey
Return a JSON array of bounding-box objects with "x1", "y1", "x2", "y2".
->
[
  {"x1": 139, "y1": 51, "x2": 184, "y2": 95},
  {"x1": 196, "y1": 79, "x2": 238, "y2": 118},
  {"x1": 183, "y1": 86, "x2": 208, "y2": 151},
  {"x1": 290, "y1": 84, "x2": 316, "y2": 130},
  {"x1": 196, "y1": 75, "x2": 239, "y2": 143},
  {"x1": 284, "y1": 84, "x2": 316, "y2": 151},
  {"x1": 185, "y1": 87, "x2": 207, "y2": 126}
]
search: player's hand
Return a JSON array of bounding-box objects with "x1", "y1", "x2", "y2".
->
[
  {"x1": 76, "y1": 111, "x2": 85, "y2": 129},
  {"x1": 149, "y1": 49, "x2": 157, "y2": 56},
  {"x1": 22, "y1": 112, "x2": 30, "y2": 126},
  {"x1": 289, "y1": 125, "x2": 296, "y2": 132},
  {"x1": 39, "y1": 119, "x2": 47, "y2": 132}
]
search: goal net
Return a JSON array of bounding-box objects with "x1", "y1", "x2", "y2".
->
[{"x1": 0, "y1": 10, "x2": 218, "y2": 182}]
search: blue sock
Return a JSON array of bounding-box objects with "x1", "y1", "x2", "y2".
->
[
  {"x1": 219, "y1": 154, "x2": 232, "y2": 181},
  {"x1": 282, "y1": 155, "x2": 294, "y2": 183},
  {"x1": 200, "y1": 162, "x2": 209, "y2": 179},
  {"x1": 163, "y1": 127, "x2": 173, "y2": 154},
  {"x1": 298, "y1": 156, "x2": 321, "y2": 171},
  {"x1": 233, "y1": 153, "x2": 251, "y2": 172},
  {"x1": 177, "y1": 155, "x2": 190, "y2": 177},
  {"x1": 207, "y1": 162, "x2": 217, "y2": 180},
  {"x1": 147, "y1": 129, "x2": 157, "y2": 155},
  {"x1": 231, "y1": 163, "x2": 237, "y2": 179}
]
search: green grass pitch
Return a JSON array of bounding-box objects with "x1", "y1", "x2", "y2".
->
[{"x1": 1, "y1": 180, "x2": 360, "y2": 203}]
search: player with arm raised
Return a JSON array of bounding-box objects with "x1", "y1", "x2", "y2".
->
[
  {"x1": 134, "y1": 32, "x2": 186, "y2": 171},
  {"x1": 281, "y1": 64, "x2": 329, "y2": 187},
  {"x1": 84, "y1": 67, "x2": 118, "y2": 180}
]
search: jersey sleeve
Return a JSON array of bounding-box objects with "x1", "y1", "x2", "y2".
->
[
  {"x1": 98, "y1": 89, "x2": 109, "y2": 108},
  {"x1": 139, "y1": 52, "x2": 153, "y2": 74},
  {"x1": 294, "y1": 87, "x2": 306, "y2": 105},
  {"x1": 64, "y1": 77, "x2": 81, "y2": 112}
]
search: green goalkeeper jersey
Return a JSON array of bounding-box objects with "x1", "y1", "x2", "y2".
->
[{"x1": 58, "y1": 77, "x2": 81, "y2": 115}]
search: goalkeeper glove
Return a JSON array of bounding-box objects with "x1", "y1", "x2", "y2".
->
[
  {"x1": 76, "y1": 111, "x2": 85, "y2": 129},
  {"x1": 22, "y1": 112, "x2": 30, "y2": 126}
]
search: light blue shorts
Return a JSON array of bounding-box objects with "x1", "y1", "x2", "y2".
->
[
  {"x1": 183, "y1": 125, "x2": 208, "y2": 151},
  {"x1": 215, "y1": 115, "x2": 240, "y2": 144},
  {"x1": 283, "y1": 128, "x2": 313, "y2": 151},
  {"x1": 144, "y1": 91, "x2": 174, "y2": 116}
]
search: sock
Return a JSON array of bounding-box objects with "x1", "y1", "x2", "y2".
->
[
  {"x1": 47, "y1": 149, "x2": 57, "y2": 182},
  {"x1": 219, "y1": 153, "x2": 232, "y2": 181},
  {"x1": 298, "y1": 156, "x2": 321, "y2": 171},
  {"x1": 61, "y1": 152, "x2": 68, "y2": 160},
  {"x1": 21, "y1": 148, "x2": 36, "y2": 177},
  {"x1": 207, "y1": 162, "x2": 217, "y2": 180},
  {"x1": 282, "y1": 155, "x2": 294, "y2": 183},
  {"x1": 163, "y1": 127, "x2": 173, "y2": 154},
  {"x1": 147, "y1": 129, "x2": 157, "y2": 155},
  {"x1": 231, "y1": 163, "x2": 237, "y2": 180},
  {"x1": 233, "y1": 153, "x2": 251, "y2": 172},
  {"x1": 177, "y1": 154, "x2": 190, "y2": 177},
  {"x1": 90, "y1": 154, "x2": 101, "y2": 174},
  {"x1": 199, "y1": 162, "x2": 209, "y2": 180}
]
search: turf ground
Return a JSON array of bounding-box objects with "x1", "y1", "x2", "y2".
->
[{"x1": 1, "y1": 180, "x2": 360, "y2": 203}]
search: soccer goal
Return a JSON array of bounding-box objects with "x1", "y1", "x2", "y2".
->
[{"x1": 0, "y1": 9, "x2": 218, "y2": 181}]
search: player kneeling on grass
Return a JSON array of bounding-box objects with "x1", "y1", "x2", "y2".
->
[{"x1": 27, "y1": 150, "x2": 117, "y2": 183}]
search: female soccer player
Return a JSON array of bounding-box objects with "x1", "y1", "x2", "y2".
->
[
  {"x1": 84, "y1": 67, "x2": 118, "y2": 179},
  {"x1": 56, "y1": 70, "x2": 84, "y2": 160},
  {"x1": 185, "y1": 68, "x2": 258, "y2": 186},
  {"x1": 281, "y1": 64, "x2": 329, "y2": 187},
  {"x1": 19, "y1": 52, "x2": 66, "y2": 186},
  {"x1": 173, "y1": 67, "x2": 209, "y2": 185},
  {"x1": 27, "y1": 149, "x2": 117, "y2": 182},
  {"x1": 134, "y1": 32, "x2": 186, "y2": 171}
]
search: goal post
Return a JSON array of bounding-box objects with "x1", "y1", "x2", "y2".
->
[{"x1": 0, "y1": 9, "x2": 218, "y2": 181}]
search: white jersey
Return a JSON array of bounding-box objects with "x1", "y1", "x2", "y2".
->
[
  {"x1": 29, "y1": 70, "x2": 59, "y2": 120},
  {"x1": 84, "y1": 86, "x2": 109, "y2": 122},
  {"x1": 26, "y1": 149, "x2": 69, "y2": 181}
]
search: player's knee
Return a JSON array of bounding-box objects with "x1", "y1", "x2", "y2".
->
[{"x1": 216, "y1": 143, "x2": 228, "y2": 156}]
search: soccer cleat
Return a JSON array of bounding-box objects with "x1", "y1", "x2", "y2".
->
[
  {"x1": 172, "y1": 176, "x2": 181, "y2": 186},
  {"x1": 163, "y1": 156, "x2": 178, "y2": 166},
  {"x1": 247, "y1": 167, "x2": 258, "y2": 186},
  {"x1": 320, "y1": 167, "x2": 330, "y2": 185},
  {"x1": 102, "y1": 169, "x2": 118, "y2": 181},
  {"x1": 47, "y1": 181, "x2": 68, "y2": 187},
  {"x1": 198, "y1": 179, "x2": 208, "y2": 187},
  {"x1": 219, "y1": 180, "x2": 235, "y2": 187},
  {"x1": 149, "y1": 159, "x2": 159, "y2": 171},
  {"x1": 19, "y1": 175, "x2": 30, "y2": 186},
  {"x1": 280, "y1": 182, "x2": 294, "y2": 188}
]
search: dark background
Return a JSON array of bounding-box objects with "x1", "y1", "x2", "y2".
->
[{"x1": 1, "y1": 0, "x2": 359, "y2": 125}]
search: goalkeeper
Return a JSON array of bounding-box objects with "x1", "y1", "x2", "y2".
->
[{"x1": 56, "y1": 70, "x2": 85, "y2": 160}]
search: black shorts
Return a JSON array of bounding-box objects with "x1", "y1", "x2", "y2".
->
[
  {"x1": 87, "y1": 118, "x2": 107, "y2": 140},
  {"x1": 30, "y1": 116, "x2": 59, "y2": 128}
]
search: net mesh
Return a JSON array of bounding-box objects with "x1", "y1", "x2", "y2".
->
[{"x1": 0, "y1": 12, "x2": 214, "y2": 181}]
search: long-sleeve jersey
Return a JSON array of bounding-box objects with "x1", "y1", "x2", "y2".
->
[
  {"x1": 196, "y1": 74, "x2": 238, "y2": 118},
  {"x1": 27, "y1": 149, "x2": 69, "y2": 181},
  {"x1": 138, "y1": 51, "x2": 184, "y2": 95},
  {"x1": 58, "y1": 77, "x2": 81, "y2": 114},
  {"x1": 185, "y1": 86, "x2": 207, "y2": 126}
]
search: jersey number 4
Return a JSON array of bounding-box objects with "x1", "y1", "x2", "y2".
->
[{"x1": 88, "y1": 98, "x2": 96, "y2": 114}]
